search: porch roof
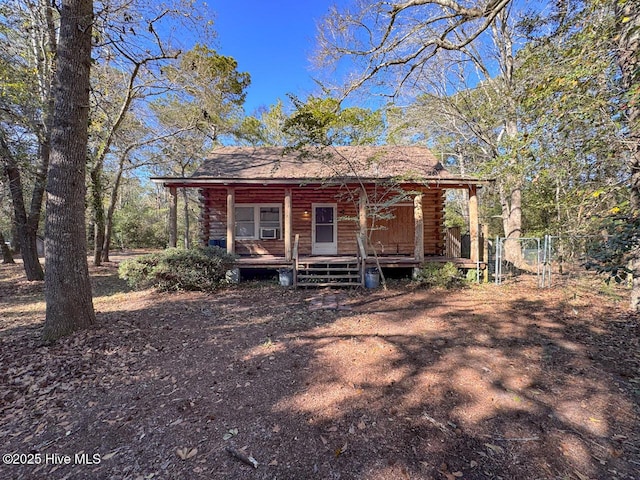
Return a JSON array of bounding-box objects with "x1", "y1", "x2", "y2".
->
[{"x1": 150, "y1": 146, "x2": 491, "y2": 188}]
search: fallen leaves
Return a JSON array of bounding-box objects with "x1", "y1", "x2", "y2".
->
[
  {"x1": 176, "y1": 447, "x2": 198, "y2": 460},
  {"x1": 1, "y1": 265, "x2": 639, "y2": 480},
  {"x1": 484, "y1": 443, "x2": 505, "y2": 455},
  {"x1": 101, "y1": 451, "x2": 118, "y2": 461},
  {"x1": 438, "y1": 462, "x2": 464, "y2": 479},
  {"x1": 334, "y1": 442, "x2": 348, "y2": 457},
  {"x1": 222, "y1": 428, "x2": 238, "y2": 441}
]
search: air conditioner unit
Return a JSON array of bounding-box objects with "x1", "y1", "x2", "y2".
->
[{"x1": 260, "y1": 227, "x2": 278, "y2": 239}]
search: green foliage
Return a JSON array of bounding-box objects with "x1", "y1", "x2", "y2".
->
[
  {"x1": 237, "y1": 101, "x2": 292, "y2": 146},
  {"x1": 584, "y1": 215, "x2": 640, "y2": 284},
  {"x1": 284, "y1": 95, "x2": 384, "y2": 146},
  {"x1": 465, "y1": 268, "x2": 479, "y2": 283},
  {"x1": 108, "y1": 179, "x2": 168, "y2": 249},
  {"x1": 413, "y1": 262, "x2": 462, "y2": 289},
  {"x1": 113, "y1": 207, "x2": 167, "y2": 249},
  {"x1": 118, "y1": 247, "x2": 237, "y2": 292},
  {"x1": 156, "y1": 44, "x2": 251, "y2": 145}
]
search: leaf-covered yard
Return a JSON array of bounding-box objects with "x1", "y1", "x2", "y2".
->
[{"x1": 0, "y1": 260, "x2": 639, "y2": 480}]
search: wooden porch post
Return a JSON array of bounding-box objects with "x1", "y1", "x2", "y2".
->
[
  {"x1": 469, "y1": 185, "x2": 479, "y2": 263},
  {"x1": 414, "y1": 193, "x2": 424, "y2": 262},
  {"x1": 284, "y1": 188, "x2": 292, "y2": 261},
  {"x1": 168, "y1": 186, "x2": 177, "y2": 248},
  {"x1": 359, "y1": 187, "x2": 367, "y2": 240},
  {"x1": 226, "y1": 187, "x2": 235, "y2": 254}
]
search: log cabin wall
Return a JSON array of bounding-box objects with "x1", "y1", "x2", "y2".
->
[
  {"x1": 363, "y1": 184, "x2": 445, "y2": 256},
  {"x1": 422, "y1": 186, "x2": 446, "y2": 256},
  {"x1": 199, "y1": 183, "x2": 445, "y2": 257}
]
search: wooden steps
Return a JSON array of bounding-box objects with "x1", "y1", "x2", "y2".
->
[{"x1": 296, "y1": 260, "x2": 362, "y2": 287}]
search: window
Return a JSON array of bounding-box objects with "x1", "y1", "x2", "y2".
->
[
  {"x1": 234, "y1": 204, "x2": 282, "y2": 239},
  {"x1": 235, "y1": 206, "x2": 255, "y2": 238}
]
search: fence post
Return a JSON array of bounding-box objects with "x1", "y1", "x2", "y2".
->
[{"x1": 495, "y1": 237, "x2": 501, "y2": 284}]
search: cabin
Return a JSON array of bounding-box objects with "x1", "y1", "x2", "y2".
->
[{"x1": 151, "y1": 146, "x2": 489, "y2": 286}]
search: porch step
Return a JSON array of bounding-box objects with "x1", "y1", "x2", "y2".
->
[
  {"x1": 298, "y1": 266, "x2": 358, "y2": 272},
  {"x1": 298, "y1": 274, "x2": 361, "y2": 280},
  {"x1": 297, "y1": 282, "x2": 359, "y2": 287},
  {"x1": 296, "y1": 261, "x2": 363, "y2": 288}
]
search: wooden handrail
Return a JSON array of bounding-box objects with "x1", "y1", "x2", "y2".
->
[
  {"x1": 292, "y1": 234, "x2": 299, "y2": 287},
  {"x1": 293, "y1": 233, "x2": 299, "y2": 263}
]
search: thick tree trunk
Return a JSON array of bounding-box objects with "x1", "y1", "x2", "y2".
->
[
  {"x1": 43, "y1": 0, "x2": 96, "y2": 341},
  {"x1": 500, "y1": 184, "x2": 524, "y2": 266},
  {"x1": 615, "y1": 0, "x2": 640, "y2": 311},
  {"x1": 0, "y1": 231, "x2": 15, "y2": 264}
]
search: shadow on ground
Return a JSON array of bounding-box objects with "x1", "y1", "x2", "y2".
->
[{"x1": 0, "y1": 264, "x2": 638, "y2": 479}]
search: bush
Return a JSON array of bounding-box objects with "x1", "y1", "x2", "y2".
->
[
  {"x1": 465, "y1": 268, "x2": 479, "y2": 283},
  {"x1": 113, "y1": 207, "x2": 167, "y2": 249},
  {"x1": 414, "y1": 261, "x2": 462, "y2": 289},
  {"x1": 119, "y1": 246, "x2": 237, "y2": 292}
]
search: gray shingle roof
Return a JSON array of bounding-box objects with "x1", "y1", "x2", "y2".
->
[{"x1": 191, "y1": 146, "x2": 447, "y2": 180}]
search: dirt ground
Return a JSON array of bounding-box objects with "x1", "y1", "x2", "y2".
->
[{"x1": 0, "y1": 258, "x2": 639, "y2": 480}]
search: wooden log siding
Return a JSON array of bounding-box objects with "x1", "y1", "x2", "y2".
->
[
  {"x1": 206, "y1": 188, "x2": 227, "y2": 241},
  {"x1": 366, "y1": 186, "x2": 445, "y2": 257},
  {"x1": 199, "y1": 184, "x2": 445, "y2": 257}
]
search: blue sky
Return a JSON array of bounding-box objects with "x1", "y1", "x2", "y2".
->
[{"x1": 211, "y1": 0, "x2": 342, "y2": 115}]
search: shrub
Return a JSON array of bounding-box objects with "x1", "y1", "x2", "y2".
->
[
  {"x1": 119, "y1": 246, "x2": 237, "y2": 292},
  {"x1": 465, "y1": 268, "x2": 479, "y2": 283},
  {"x1": 414, "y1": 261, "x2": 462, "y2": 289}
]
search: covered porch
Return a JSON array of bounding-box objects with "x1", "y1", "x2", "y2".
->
[
  {"x1": 156, "y1": 180, "x2": 489, "y2": 287},
  {"x1": 160, "y1": 180, "x2": 487, "y2": 260}
]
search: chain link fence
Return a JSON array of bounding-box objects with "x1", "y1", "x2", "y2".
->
[{"x1": 490, "y1": 235, "x2": 614, "y2": 288}]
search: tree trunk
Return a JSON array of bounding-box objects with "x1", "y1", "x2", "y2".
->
[
  {"x1": 11, "y1": 222, "x2": 20, "y2": 254},
  {"x1": 0, "y1": 231, "x2": 15, "y2": 264},
  {"x1": 43, "y1": 0, "x2": 96, "y2": 341},
  {"x1": 1, "y1": 135, "x2": 45, "y2": 280},
  {"x1": 101, "y1": 151, "x2": 127, "y2": 263},
  {"x1": 500, "y1": 184, "x2": 524, "y2": 266},
  {"x1": 615, "y1": 0, "x2": 640, "y2": 311},
  {"x1": 90, "y1": 165, "x2": 105, "y2": 266}
]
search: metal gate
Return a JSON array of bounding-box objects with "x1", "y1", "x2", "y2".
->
[{"x1": 494, "y1": 237, "x2": 543, "y2": 286}]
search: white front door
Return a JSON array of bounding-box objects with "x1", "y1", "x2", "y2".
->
[{"x1": 312, "y1": 203, "x2": 337, "y2": 255}]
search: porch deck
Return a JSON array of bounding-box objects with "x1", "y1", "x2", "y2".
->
[{"x1": 235, "y1": 255, "x2": 484, "y2": 270}]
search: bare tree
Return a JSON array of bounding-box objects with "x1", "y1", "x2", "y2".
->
[
  {"x1": 87, "y1": 0, "x2": 214, "y2": 265},
  {"x1": 315, "y1": 0, "x2": 511, "y2": 100},
  {"x1": 317, "y1": 0, "x2": 524, "y2": 262}
]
